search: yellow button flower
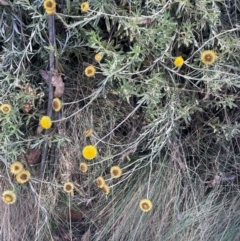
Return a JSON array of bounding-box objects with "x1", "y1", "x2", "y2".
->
[
  {"x1": 200, "y1": 50, "x2": 216, "y2": 65},
  {"x1": 110, "y1": 166, "x2": 123, "y2": 178},
  {"x1": 81, "y1": 2, "x2": 89, "y2": 12},
  {"x1": 63, "y1": 182, "x2": 74, "y2": 194},
  {"x1": 10, "y1": 161, "x2": 24, "y2": 175},
  {"x1": 82, "y1": 145, "x2": 97, "y2": 160},
  {"x1": 43, "y1": 0, "x2": 56, "y2": 15},
  {"x1": 0, "y1": 104, "x2": 11, "y2": 114},
  {"x1": 139, "y1": 198, "x2": 153, "y2": 212},
  {"x1": 2, "y1": 190, "x2": 17, "y2": 204},
  {"x1": 102, "y1": 184, "x2": 110, "y2": 195},
  {"x1": 94, "y1": 53, "x2": 102, "y2": 62},
  {"x1": 52, "y1": 98, "x2": 62, "y2": 112},
  {"x1": 96, "y1": 176, "x2": 105, "y2": 188},
  {"x1": 16, "y1": 170, "x2": 31, "y2": 184},
  {"x1": 174, "y1": 56, "x2": 184, "y2": 68},
  {"x1": 84, "y1": 65, "x2": 96, "y2": 77},
  {"x1": 39, "y1": 116, "x2": 52, "y2": 130},
  {"x1": 79, "y1": 162, "x2": 88, "y2": 173}
]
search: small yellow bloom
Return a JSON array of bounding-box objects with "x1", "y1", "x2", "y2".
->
[
  {"x1": 174, "y1": 56, "x2": 184, "y2": 68},
  {"x1": 96, "y1": 176, "x2": 105, "y2": 188},
  {"x1": 95, "y1": 53, "x2": 102, "y2": 62},
  {"x1": 81, "y1": 2, "x2": 89, "y2": 12},
  {"x1": 10, "y1": 161, "x2": 24, "y2": 175},
  {"x1": 82, "y1": 145, "x2": 97, "y2": 160},
  {"x1": 2, "y1": 190, "x2": 17, "y2": 204},
  {"x1": 43, "y1": 0, "x2": 56, "y2": 15},
  {"x1": 84, "y1": 65, "x2": 96, "y2": 77},
  {"x1": 139, "y1": 198, "x2": 153, "y2": 212},
  {"x1": 0, "y1": 104, "x2": 11, "y2": 114},
  {"x1": 85, "y1": 129, "x2": 93, "y2": 137},
  {"x1": 200, "y1": 50, "x2": 216, "y2": 65},
  {"x1": 16, "y1": 170, "x2": 31, "y2": 184},
  {"x1": 79, "y1": 162, "x2": 88, "y2": 173},
  {"x1": 110, "y1": 166, "x2": 123, "y2": 178},
  {"x1": 102, "y1": 184, "x2": 110, "y2": 195},
  {"x1": 52, "y1": 98, "x2": 62, "y2": 112},
  {"x1": 39, "y1": 116, "x2": 52, "y2": 130},
  {"x1": 63, "y1": 182, "x2": 74, "y2": 194}
]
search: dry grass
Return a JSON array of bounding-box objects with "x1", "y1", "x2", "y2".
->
[{"x1": 1, "y1": 0, "x2": 240, "y2": 240}]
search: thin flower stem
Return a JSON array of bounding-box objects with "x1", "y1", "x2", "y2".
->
[
  {"x1": 147, "y1": 156, "x2": 153, "y2": 198},
  {"x1": 131, "y1": 214, "x2": 143, "y2": 241},
  {"x1": 69, "y1": 196, "x2": 73, "y2": 241}
]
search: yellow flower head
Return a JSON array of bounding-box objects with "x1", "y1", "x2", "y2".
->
[
  {"x1": 96, "y1": 176, "x2": 105, "y2": 188},
  {"x1": 95, "y1": 53, "x2": 102, "y2": 62},
  {"x1": 85, "y1": 129, "x2": 93, "y2": 137},
  {"x1": 79, "y1": 162, "x2": 88, "y2": 173},
  {"x1": 81, "y1": 2, "x2": 89, "y2": 12},
  {"x1": 16, "y1": 170, "x2": 31, "y2": 184},
  {"x1": 139, "y1": 198, "x2": 153, "y2": 212},
  {"x1": 84, "y1": 65, "x2": 96, "y2": 77},
  {"x1": 110, "y1": 166, "x2": 123, "y2": 178},
  {"x1": 39, "y1": 116, "x2": 52, "y2": 130},
  {"x1": 174, "y1": 56, "x2": 184, "y2": 68},
  {"x1": 63, "y1": 182, "x2": 74, "y2": 193},
  {"x1": 52, "y1": 98, "x2": 62, "y2": 112},
  {"x1": 2, "y1": 190, "x2": 17, "y2": 204},
  {"x1": 200, "y1": 50, "x2": 216, "y2": 65},
  {"x1": 10, "y1": 161, "x2": 24, "y2": 175},
  {"x1": 44, "y1": 0, "x2": 56, "y2": 15},
  {"x1": 0, "y1": 104, "x2": 11, "y2": 114},
  {"x1": 102, "y1": 184, "x2": 110, "y2": 195},
  {"x1": 82, "y1": 145, "x2": 97, "y2": 160}
]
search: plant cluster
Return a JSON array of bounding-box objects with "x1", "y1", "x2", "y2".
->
[{"x1": 0, "y1": 0, "x2": 240, "y2": 240}]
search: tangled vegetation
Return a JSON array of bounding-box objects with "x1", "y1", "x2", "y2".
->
[{"x1": 1, "y1": 0, "x2": 240, "y2": 240}]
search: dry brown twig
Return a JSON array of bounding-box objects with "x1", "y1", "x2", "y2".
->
[{"x1": 40, "y1": 14, "x2": 56, "y2": 176}]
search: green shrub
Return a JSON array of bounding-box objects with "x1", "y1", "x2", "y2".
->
[{"x1": 1, "y1": 0, "x2": 240, "y2": 240}]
